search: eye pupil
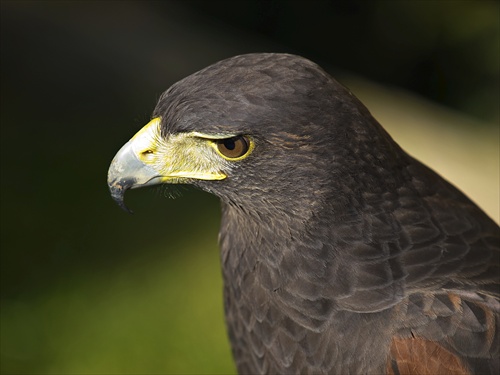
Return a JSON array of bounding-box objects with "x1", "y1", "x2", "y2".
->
[
  {"x1": 224, "y1": 139, "x2": 236, "y2": 150},
  {"x1": 217, "y1": 136, "x2": 250, "y2": 159}
]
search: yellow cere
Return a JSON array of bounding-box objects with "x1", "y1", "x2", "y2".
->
[
  {"x1": 130, "y1": 117, "x2": 163, "y2": 163},
  {"x1": 127, "y1": 118, "x2": 231, "y2": 182}
]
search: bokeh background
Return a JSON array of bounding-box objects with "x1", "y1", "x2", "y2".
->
[{"x1": 1, "y1": 1, "x2": 498, "y2": 374}]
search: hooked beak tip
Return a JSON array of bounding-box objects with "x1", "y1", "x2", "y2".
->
[{"x1": 108, "y1": 180, "x2": 134, "y2": 214}]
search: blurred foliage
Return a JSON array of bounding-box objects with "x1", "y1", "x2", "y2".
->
[
  {"x1": 0, "y1": 1, "x2": 498, "y2": 374},
  {"x1": 2, "y1": 221, "x2": 234, "y2": 373}
]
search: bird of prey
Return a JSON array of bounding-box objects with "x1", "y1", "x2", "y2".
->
[{"x1": 108, "y1": 53, "x2": 499, "y2": 374}]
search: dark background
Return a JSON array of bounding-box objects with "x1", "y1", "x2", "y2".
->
[{"x1": 1, "y1": 1, "x2": 498, "y2": 374}]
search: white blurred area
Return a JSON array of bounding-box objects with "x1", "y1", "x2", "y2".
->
[{"x1": 345, "y1": 77, "x2": 499, "y2": 224}]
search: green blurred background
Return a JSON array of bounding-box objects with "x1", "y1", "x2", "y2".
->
[{"x1": 1, "y1": 1, "x2": 498, "y2": 374}]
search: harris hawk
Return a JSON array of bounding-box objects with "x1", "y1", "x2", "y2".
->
[{"x1": 107, "y1": 53, "x2": 499, "y2": 374}]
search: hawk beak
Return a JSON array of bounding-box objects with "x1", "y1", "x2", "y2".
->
[{"x1": 107, "y1": 139, "x2": 163, "y2": 213}]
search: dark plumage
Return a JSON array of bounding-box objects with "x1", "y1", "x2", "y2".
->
[{"x1": 108, "y1": 53, "x2": 500, "y2": 374}]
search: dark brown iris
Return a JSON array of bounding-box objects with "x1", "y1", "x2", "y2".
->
[{"x1": 217, "y1": 136, "x2": 250, "y2": 159}]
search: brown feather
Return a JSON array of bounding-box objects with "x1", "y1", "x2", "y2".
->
[{"x1": 388, "y1": 337, "x2": 471, "y2": 375}]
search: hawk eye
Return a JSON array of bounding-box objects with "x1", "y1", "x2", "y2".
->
[{"x1": 216, "y1": 136, "x2": 250, "y2": 160}]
